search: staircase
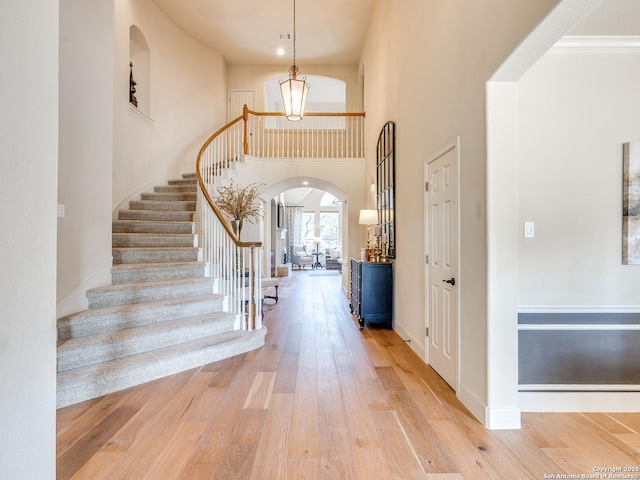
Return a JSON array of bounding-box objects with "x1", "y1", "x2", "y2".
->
[{"x1": 56, "y1": 173, "x2": 266, "y2": 409}]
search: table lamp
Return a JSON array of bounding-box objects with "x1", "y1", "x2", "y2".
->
[{"x1": 358, "y1": 209, "x2": 378, "y2": 248}]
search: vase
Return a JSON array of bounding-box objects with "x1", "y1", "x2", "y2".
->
[{"x1": 231, "y1": 219, "x2": 243, "y2": 240}]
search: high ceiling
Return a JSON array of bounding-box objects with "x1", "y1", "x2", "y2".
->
[{"x1": 151, "y1": 0, "x2": 377, "y2": 66}]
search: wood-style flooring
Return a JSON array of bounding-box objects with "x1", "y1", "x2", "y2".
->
[{"x1": 57, "y1": 270, "x2": 640, "y2": 479}]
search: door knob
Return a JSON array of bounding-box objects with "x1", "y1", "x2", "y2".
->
[{"x1": 443, "y1": 278, "x2": 455, "y2": 286}]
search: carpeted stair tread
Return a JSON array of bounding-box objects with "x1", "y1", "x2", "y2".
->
[
  {"x1": 168, "y1": 177, "x2": 197, "y2": 185},
  {"x1": 111, "y1": 261, "x2": 206, "y2": 284},
  {"x1": 57, "y1": 327, "x2": 266, "y2": 408},
  {"x1": 154, "y1": 184, "x2": 197, "y2": 193},
  {"x1": 112, "y1": 232, "x2": 198, "y2": 248},
  {"x1": 112, "y1": 219, "x2": 195, "y2": 234},
  {"x1": 140, "y1": 191, "x2": 197, "y2": 201},
  {"x1": 87, "y1": 277, "x2": 214, "y2": 309},
  {"x1": 129, "y1": 200, "x2": 196, "y2": 211},
  {"x1": 119, "y1": 209, "x2": 195, "y2": 222},
  {"x1": 57, "y1": 294, "x2": 225, "y2": 340},
  {"x1": 57, "y1": 311, "x2": 235, "y2": 372},
  {"x1": 112, "y1": 246, "x2": 200, "y2": 264}
]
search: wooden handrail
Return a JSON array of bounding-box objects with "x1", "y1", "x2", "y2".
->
[
  {"x1": 195, "y1": 115, "x2": 262, "y2": 248},
  {"x1": 196, "y1": 105, "x2": 366, "y2": 246}
]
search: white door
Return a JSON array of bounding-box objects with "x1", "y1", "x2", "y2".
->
[
  {"x1": 425, "y1": 144, "x2": 458, "y2": 390},
  {"x1": 228, "y1": 90, "x2": 255, "y2": 121}
]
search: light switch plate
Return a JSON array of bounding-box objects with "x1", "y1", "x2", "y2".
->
[
  {"x1": 524, "y1": 221, "x2": 534, "y2": 238},
  {"x1": 57, "y1": 204, "x2": 65, "y2": 218}
]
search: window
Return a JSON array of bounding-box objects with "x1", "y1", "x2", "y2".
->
[
  {"x1": 320, "y1": 212, "x2": 339, "y2": 250},
  {"x1": 264, "y1": 75, "x2": 346, "y2": 129}
]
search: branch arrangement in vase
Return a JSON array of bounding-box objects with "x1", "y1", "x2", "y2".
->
[{"x1": 215, "y1": 180, "x2": 265, "y2": 232}]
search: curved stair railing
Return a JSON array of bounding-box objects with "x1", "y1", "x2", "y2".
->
[
  {"x1": 196, "y1": 114, "x2": 263, "y2": 331},
  {"x1": 196, "y1": 105, "x2": 365, "y2": 330}
]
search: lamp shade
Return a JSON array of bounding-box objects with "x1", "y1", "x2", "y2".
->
[
  {"x1": 280, "y1": 73, "x2": 309, "y2": 122},
  {"x1": 359, "y1": 209, "x2": 378, "y2": 225},
  {"x1": 313, "y1": 236, "x2": 321, "y2": 244}
]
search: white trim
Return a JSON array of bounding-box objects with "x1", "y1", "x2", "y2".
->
[
  {"x1": 520, "y1": 391, "x2": 640, "y2": 412},
  {"x1": 458, "y1": 383, "x2": 487, "y2": 426},
  {"x1": 550, "y1": 35, "x2": 640, "y2": 54},
  {"x1": 484, "y1": 407, "x2": 521, "y2": 430},
  {"x1": 393, "y1": 322, "x2": 426, "y2": 362},
  {"x1": 518, "y1": 305, "x2": 640, "y2": 313},
  {"x1": 519, "y1": 384, "x2": 640, "y2": 392},
  {"x1": 129, "y1": 102, "x2": 153, "y2": 123}
]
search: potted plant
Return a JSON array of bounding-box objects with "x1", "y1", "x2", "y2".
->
[{"x1": 215, "y1": 180, "x2": 264, "y2": 240}]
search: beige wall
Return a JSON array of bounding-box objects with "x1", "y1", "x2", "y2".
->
[
  {"x1": 359, "y1": 0, "x2": 559, "y2": 425},
  {"x1": 518, "y1": 50, "x2": 640, "y2": 305},
  {"x1": 0, "y1": 2, "x2": 58, "y2": 478},
  {"x1": 226, "y1": 65, "x2": 360, "y2": 112}
]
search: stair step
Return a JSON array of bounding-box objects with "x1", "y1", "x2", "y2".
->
[
  {"x1": 57, "y1": 311, "x2": 235, "y2": 372},
  {"x1": 154, "y1": 184, "x2": 197, "y2": 193},
  {"x1": 140, "y1": 191, "x2": 197, "y2": 201},
  {"x1": 87, "y1": 277, "x2": 213, "y2": 309},
  {"x1": 58, "y1": 294, "x2": 224, "y2": 340},
  {"x1": 168, "y1": 178, "x2": 197, "y2": 185},
  {"x1": 119, "y1": 209, "x2": 194, "y2": 222},
  {"x1": 112, "y1": 246, "x2": 200, "y2": 264},
  {"x1": 112, "y1": 220, "x2": 195, "y2": 234},
  {"x1": 112, "y1": 232, "x2": 197, "y2": 248},
  {"x1": 129, "y1": 200, "x2": 196, "y2": 211},
  {"x1": 112, "y1": 262, "x2": 206, "y2": 284},
  {"x1": 56, "y1": 327, "x2": 266, "y2": 408}
]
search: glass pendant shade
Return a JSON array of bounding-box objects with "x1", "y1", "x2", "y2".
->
[{"x1": 280, "y1": 65, "x2": 309, "y2": 121}]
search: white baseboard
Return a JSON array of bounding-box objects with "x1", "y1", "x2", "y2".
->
[
  {"x1": 518, "y1": 304, "x2": 640, "y2": 313},
  {"x1": 392, "y1": 322, "x2": 425, "y2": 362},
  {"x1": 519, "y1": 391, "x2": 640, "y2": 412},
  {"x1": 484, "y1": 406, "x2": 521, "y2": 430},
  {"x1": 458, "y1": 383, "x2": 487, "y2": 426}
]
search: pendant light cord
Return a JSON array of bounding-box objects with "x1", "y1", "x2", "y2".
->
[{"x1": 292, "y1": 0, "x2": 297, "y2": 67}]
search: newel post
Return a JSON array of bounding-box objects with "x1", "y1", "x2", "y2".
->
[
  {"x1": 243, "y1": 104, "x2": 249, "y2": 155},
  {"x1": 250, "y1": 246, "x2": 257, "y2": 330}
]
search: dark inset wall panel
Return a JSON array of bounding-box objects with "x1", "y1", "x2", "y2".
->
[
  {"x1": 519, "y1": 330, "x2": 640, "y2": 385},
  {"x1": 518, "y1": 312, "x2": 640, "y2": 325}
]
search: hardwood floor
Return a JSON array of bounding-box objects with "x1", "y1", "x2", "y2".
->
[{"x1": 57, "y1": 270, "x2": 640, "y2": 479}]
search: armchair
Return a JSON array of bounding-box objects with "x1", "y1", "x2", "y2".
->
[{"x1": 289, "y1": 245, "x2": 313, "y2": 270}]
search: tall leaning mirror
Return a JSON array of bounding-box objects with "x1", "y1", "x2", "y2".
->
[{"x1": 376, "y1": 121, "x2": 395, "y2": 258}]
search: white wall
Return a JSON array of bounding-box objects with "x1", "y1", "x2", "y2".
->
[
  {"x1": 0, "y1": 2, "x2": 58, "y2": 478},
  {"x1": 518, "y1": 51, "x2": 640, "y2": 306},
  {"x1": 57, "y1": 0, "x2": 114, "y2": 317},
  {"x1": 113, "y1": 0, "x2": 227, "y2": 213},
  {"x1": 359, "y1": 0, "x2": 559, "y2": 425},
  {"x1": 58, "y1": 0, "x2": 229, "y2": 317}
]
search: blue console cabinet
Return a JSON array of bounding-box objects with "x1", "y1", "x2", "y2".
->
[{"x1": 350, "y1": 258, "x2": 393, "y2": 331}]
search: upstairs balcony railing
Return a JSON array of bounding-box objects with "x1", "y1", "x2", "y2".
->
[{"x1": 196, "y1": 106, "x2": 365, "y2": 330}]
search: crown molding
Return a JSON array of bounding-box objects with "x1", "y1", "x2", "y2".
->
[{"x1": 550, "y1": 35, "x2": 640, "y2": 53}]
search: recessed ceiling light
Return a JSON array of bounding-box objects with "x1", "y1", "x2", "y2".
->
[
  {"x1": 277, "y1": 48, "x2": 285, "y2": 56},
  {"x1": 302, "y1": 181, "x2": 309, "y2": 185},
  {"x1": 278, "y1": 32, "x2": 291, "y2": 40}
]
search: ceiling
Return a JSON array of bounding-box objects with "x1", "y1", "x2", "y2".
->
[
  {"x1": 151, "y1": 0, "x2": 377, "y2": 66},
  {"x1": 150, "y1": 1, "x2": 640, "y2": 69}
]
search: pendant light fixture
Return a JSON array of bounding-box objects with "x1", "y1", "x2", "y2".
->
[{"x1": 280, "y1": 0, "x2": 310, "y2": 121}]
